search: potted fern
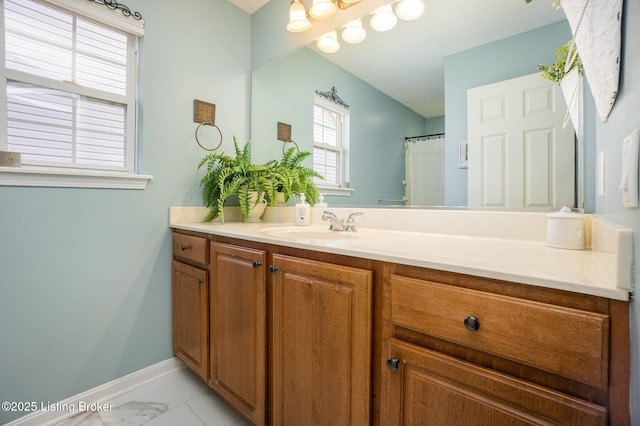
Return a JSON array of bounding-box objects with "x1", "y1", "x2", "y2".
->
[
  {"x1": 197, "y1": 137, "x2": 279, "y2": 223},
  {"x1": 537, "y1": 40, "x2": 583, "y2": 132},
  {"x1": 273, "y1": 147, "x2": 323, "y2": 206}
]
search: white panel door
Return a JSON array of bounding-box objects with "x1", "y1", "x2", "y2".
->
[{"x1": 467, "y1": 73, "x2": 575, "y2": 209}]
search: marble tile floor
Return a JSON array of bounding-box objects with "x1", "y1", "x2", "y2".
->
[{"x1": 52, "y1": 367, "x2": 250, "y2": 426}]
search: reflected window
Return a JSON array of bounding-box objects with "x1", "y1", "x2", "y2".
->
[{"x1": 313, "y1": 94, "x2": 349, "y2": 189}]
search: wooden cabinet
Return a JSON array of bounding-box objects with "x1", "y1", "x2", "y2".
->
[
  {"x1": 172, "y1": 231, "x2": 375, "y2": 426},
  {"x1": 270, "y1": 253, "x2": 373, "y2": 426},
  {"x1": 171, "y1": 230, "x2": 629, "y2": 425},
  {"x1": 381, "y1": 265, "x2": 629, "y2": 426},
  {"x1": 209, "y1": 242, "x2": 267, "y2": 426},
  {"x1": 172, "y1": 233, "x2": 210, "y2": 381}
]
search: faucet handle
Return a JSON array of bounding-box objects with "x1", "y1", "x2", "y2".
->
[
  {"x1": 345, "y1": 212, "x2": 364, "y2": 231},
  {"x1": 346, "y1": 211, "x2": 364, "y2": 222}
]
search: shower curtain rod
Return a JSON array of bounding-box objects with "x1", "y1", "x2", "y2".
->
[{"x1": 405, "y1": 132, "x2": 445, "y2": 142}]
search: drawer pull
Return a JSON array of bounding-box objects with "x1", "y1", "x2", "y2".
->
[
  {"x1": 464, "y1": 316, "x2": 480, "y2": 332},
  {"x1": 387, "y1": 358, "x2": 400, "y2": 372},
  {"x1": 195, "y1": 278, "x2": 203, "y2": 286},
  {"x1": 252, "y1": 260, "x2": 262, "y2": 268},
  {"x1": 180, "y1": 245, "x2": 190, "y2": 251},
  {"x1": 269, "y1": 265, "x2": 279, "y2": 274}
]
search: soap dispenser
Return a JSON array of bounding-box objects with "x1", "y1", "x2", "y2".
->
[
  {"x1": 295, "y1": 193, "x2": 310, "y2": 226},
  {"x1": 316, "y1": 194, "x2": 328, "y2": 208}
]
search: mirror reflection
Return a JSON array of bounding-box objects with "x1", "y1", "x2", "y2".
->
[{"x1": 251, "y1": 4, "x2": 589, "y2": 210}]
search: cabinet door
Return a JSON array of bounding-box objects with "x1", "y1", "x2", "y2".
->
[
  {"x1": 271, "y1": 254, "x2": 373, "y2": 426},
  {"x1": 210, "y1": 242, "x2": 266, "y2": 426},
  {"x1": 383, "y1": 338, "x2": 607, "y2": 426},
  {"x1": 173, "y1": 261, "x2": 209, "y2": 381}
]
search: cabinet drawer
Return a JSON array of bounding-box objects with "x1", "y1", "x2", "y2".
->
[
  {"x1": 390, "y1": 275, "x2": 609, "y2": 389},
  {"x1": 173, "y1": 233, "x2": 209, "y2": 265}
]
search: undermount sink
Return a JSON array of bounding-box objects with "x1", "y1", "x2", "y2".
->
[{"x1": 260, "y1": 226, "x2": 361, "y2": 240}]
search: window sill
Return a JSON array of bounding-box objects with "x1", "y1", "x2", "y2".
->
[
  {"x1": 0, "y1": 166, "x2": 153, "y2": 189},
  {"x1": 317, "y1": 186, "x2": 354, "y2": 197}
]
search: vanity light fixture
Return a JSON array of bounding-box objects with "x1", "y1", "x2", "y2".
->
[
  {"x1": 309, "y1": 0, "x2": 337, "y2": 19},
  {"x1": 287, "y1": 0, "x2": 363, "y2": 33},
  {"x1": 308, "y1": 0, "x2": 426, "y2": 51},
  {"x1": 341, "y1": 18, "x2": 366, "y2": 43},
  {"x1": 369, "y1": 4, "x2": 398, "y2": 32},
  {"x1": 395, "y1": 0, "x2": 425, "y2": 21},
  {"x1": 287, "y1": 0, "x2": 312, "y2": 32},
  {"x1": 317, "y1": 30, "x2": 340, "y2": 53}
]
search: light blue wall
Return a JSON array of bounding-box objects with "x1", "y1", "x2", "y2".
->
[
  {"x1": 251, "y1": 47, "x2": 425, "y2": 206},
  {"x1": 594, "y1": 1, "x2": 640, "y2": 422},
  {"x1": 425, "y1": 115, "x2": 445, "y2": 135},
  {"x1": 443, "y1": 21, "x2": 578, "y2": 207},
  {"x1": 0, "y1": 0, "x2": 251, "y2": 423}
]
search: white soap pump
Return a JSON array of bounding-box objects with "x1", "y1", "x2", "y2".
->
[
  {"x1": 316, "y1": 193, "x2": 328, "y2": 208},
  {"x1": 295, "y1": 193, "x2": 310, "y2": 226}
]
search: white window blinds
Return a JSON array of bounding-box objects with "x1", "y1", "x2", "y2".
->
[
  {"x1": 313, "y1": 103, "x2": 345, "y2": 187},
  {"x1": 2, "y1": 0, "x2": 140, "y2": 172}
]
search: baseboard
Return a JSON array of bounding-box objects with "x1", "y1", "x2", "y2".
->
[{"x1": 5, "y1": 357, "x2": 185, "y2": 426}]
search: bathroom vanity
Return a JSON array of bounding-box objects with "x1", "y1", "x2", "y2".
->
[{"x1": 170, "y1": 207, "x2": 631, "y2": 425}]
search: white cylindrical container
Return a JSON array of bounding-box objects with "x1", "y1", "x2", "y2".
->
[{"x1": 546, "y1": 206, "x2": 586, "y2": 250}]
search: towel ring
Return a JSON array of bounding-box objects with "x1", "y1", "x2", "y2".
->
[
  {"x1": 282, "y1": 140, "x2": 299, "y2": 154},
  {"x1": 195, "y1": 122, "x2": 223, "y2": 151}
]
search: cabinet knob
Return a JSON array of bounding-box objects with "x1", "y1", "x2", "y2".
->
[
  {"x1": 269, "y1": 265, "x2": 279, "y2": 274},
  {"x1": 180, "y1": 245, "x2": 189, "y2": 251},
  {"x1": 387, "y1": 358, "x2": 400, "y2": 372},
  {"x1": 196, "y1": 278, "x2": 203, "y2": 286},
  {"x1": 464, "y1": 316, "x2": 480, "y2": 332},
  {"x1": 252, "y1": 260, "x2": 262, "y2": 268}
]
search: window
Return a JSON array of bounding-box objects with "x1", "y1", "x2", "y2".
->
[
  {"x1": 313, "y1": 94, "x2": 351, "y2": 195},
  {"x1": 0, "y1": 0, "x2": 150, "y2": 189}
]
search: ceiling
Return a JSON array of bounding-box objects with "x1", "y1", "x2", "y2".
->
[{"x1": 229, "y1": 0, "x2": 566, "y2": 118}]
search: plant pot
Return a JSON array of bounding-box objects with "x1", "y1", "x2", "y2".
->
[
  {"x1": 246, "y1": 191, "x2": 268, "y2": 223},
  {"x1": 275, "y1": 191, "x2": 287, "y2": 206},
  {"x1": 559, "y1": 67, "x2": 583, "y2": 135}
]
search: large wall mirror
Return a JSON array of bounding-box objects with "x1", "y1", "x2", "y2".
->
[{"x1": 250, "y1": 0, "x2": 594, "y2": 211}]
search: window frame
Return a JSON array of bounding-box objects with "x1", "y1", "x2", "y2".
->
[
  {"x1": 313, "y1": 94, "x2": 353, "y2": 197},
  {"x1": 0, "y1": 0, "x2": 151, "y2": 189}
]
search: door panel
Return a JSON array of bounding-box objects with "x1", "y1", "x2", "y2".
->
[
  {"x1": 271, "y1": 254, "x2": 372, "y2": 426},
  {"x1": 468, "y1": 73, "x2": 575, "y2": 209},
  {"x1": 210, "y1": 242, "x2": 266, "y2": 426},
  {"x1": 383, "y1": 339, "x2": 607, "y2": 426}
]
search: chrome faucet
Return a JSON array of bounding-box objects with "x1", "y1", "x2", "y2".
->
[
  {"x1": 322, "y1": 211, "x2": 364, "y2": 232},
  {"x1": 322, "y1": 211, "x2": 345, "y2": 231}
]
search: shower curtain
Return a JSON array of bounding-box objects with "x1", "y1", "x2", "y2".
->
[{"x1": 404, "y1": 136, "x2": 445, "y2": 206}]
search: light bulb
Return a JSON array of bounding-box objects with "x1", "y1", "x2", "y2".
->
[
  {"x1": 287, "y1": 0, "x2": 312, "y2": 32},
  {"x1": 341, "y1": 19, "x2": 366, "y2": 44},
  {"x1": 370, "y1": 5, "x2": 397, "y2": 32},
  {"x1": 317, "y1": 31, "x2": 340, "y2": 53},
  {"x1": 309, "y1": 0, "x2": 337, "y2": 20},
  {"x1": 395, "y1": 0, "x2": 425, "y2": 20}
]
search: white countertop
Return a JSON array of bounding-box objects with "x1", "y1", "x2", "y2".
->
[{"x1": 170, "y1": 207, "x2": 632, "y2": 301}]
